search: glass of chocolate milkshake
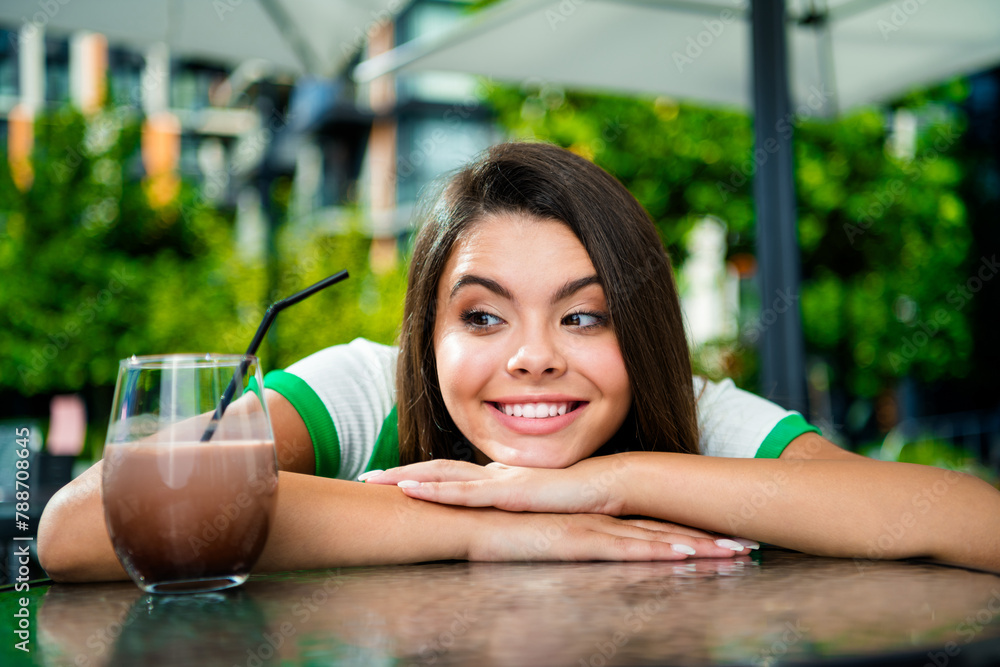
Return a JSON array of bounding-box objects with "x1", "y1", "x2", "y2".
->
[{"x1": 102, "y1": 354, "x2": 278, "y2": 594}]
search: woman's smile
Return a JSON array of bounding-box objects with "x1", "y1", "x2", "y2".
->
[
  {"x1": 432, "y1": 213, "x2": 632, "y2": 469},
  {"x1": 487, "y1": 397, "x2": 589, "y2": 435}
]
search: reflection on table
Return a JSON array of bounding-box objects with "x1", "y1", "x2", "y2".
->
[{"x1": 28, "y1": 549, "x2": 1000, "y2": 666}]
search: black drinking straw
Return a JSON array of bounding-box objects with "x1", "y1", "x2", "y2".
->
[{"x1": 199, "y1": 270, "x2": 349, "y2": 442}]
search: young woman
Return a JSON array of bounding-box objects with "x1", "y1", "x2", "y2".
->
[{"x1": 38, "y1": 142, "x2": 1000, "y2": 580}]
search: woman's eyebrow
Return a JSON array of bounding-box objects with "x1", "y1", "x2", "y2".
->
[
  {"x1": 449, "y1": 274, "x2": 602, "y2": 303},
  {"x1": 450, "y1": 275, "x2": 513, "y2": 301},
  {"x1": 553, "y1": 275, "x2": 602, "y2": 303}
]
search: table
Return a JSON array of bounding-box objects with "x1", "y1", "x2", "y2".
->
[{"x1": 3, "y1": 549, "x2": 1000, "y2": 666}]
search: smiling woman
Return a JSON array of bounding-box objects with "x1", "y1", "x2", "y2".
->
[
  {"x1": 396, "y1": 142, "x2": 704, "y2": 469},
  {"x1": 431, "y1": 214, "x2": 633, "y2": 469},
  {"x1": 38, "y1": 142, "x2": 1000, "y2": 580}
]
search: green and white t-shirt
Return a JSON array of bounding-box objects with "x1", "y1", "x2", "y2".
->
[{"x1": 263, "y1": 338, "x2": 820, "y2": 480}]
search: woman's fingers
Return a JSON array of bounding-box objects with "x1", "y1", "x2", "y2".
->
[
  {"x1": 473, "y1": 513, "x2": 753, "y2": 563},
  {"x1": 560, "y1": 526, "x2": 738, "y2": 562},
  {"x1": 395, "y1": 478, "x2": 508, "y2": 508},
  {"x1": 371, "y1": 464, "x2": 566, "y2": 513},
  {"x1": 621, "y1": 518, "x2": 761, "y2": 551},
  {"x1": 360, "y1": 459, "x2": 489, "y2": 484},
  {"x1": 620, "y1": 518, "x2": 719, "y2": 540},
  {"x1": 597, "y1": 519, "x2": 750, "y2": 559}
]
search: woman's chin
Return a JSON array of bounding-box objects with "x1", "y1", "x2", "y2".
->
[{"x1": 479, "y1": 440, "x2": 585, "y2": 469}]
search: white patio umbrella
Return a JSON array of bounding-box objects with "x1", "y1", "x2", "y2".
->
[
  {"x1": 0, "y1": 0, "x2": 395, "y2": 76},
  {"x1": 355, "y1": 0, "x2": 1000, "y2": 415},
  {"x1": 355, "y1": 0, "x2": 1000, "y2": 117}
]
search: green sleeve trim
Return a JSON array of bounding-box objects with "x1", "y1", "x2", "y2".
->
[
  {"x1": 366, "y1": 405, "x2": 400, "y2": 473},
  {"x1": 263, "y1": 369, "x2": 340, "y2": 478},
  {"x1": 755, "y1": 413, "x2": 821, "y2": 459},
  {"x1": 247, "y1": 376, "x2": 261, "y2": 396}
]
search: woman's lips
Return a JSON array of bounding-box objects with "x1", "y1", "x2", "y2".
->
[{"x1": 487, "y1": 400, "x2": 588, "y2": 435}]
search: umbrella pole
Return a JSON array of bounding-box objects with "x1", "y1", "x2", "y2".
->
[{"x1": 751, "y1": 0, "x2": 808, "y2": 416}]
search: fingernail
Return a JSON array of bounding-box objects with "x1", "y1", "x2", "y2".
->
[
  {"x1": 670, "y1": 544, "x2": 696, "y2": 555},
  {"x1": 714, "y1": 539, "x2": 745, "y2": 551},
  {"x1": 733, "y1": 538, "x2": 760, "y2": 550},
  {"x1": 397, "y1": 480, "x2": 420, "y2": 489},
  {"x1": 358, "y1": 470, "x2": 384, "y2": 481}
]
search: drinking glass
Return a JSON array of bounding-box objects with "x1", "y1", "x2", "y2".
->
[{"x1": 102, "y1": 354, "x2": 278, "y2": 594}]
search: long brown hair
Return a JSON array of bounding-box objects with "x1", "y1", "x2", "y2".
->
[{"x1": 396, "y1": 142, "x2": 699, "y2": 464}]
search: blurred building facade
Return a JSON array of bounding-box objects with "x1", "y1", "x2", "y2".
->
[{"x1": 0, "y1": 0, "x2": 498, "y2": 273}]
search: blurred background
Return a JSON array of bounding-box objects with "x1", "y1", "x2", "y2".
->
[{"x1": 1, "y1": 0, "x2": 999, "y2": 551}]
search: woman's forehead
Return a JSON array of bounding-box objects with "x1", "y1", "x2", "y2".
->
[{"x1": 448, "y1": 215, "x2": 591, "y2": 269}]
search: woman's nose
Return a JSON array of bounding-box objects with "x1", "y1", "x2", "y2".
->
[{"x1": 506, "y1": 328, "x2": 567, "y2": 378}]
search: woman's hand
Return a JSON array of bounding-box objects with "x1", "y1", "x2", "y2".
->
[
  {"x1": 467, "y1": 511, "x2": 753, "y2": 562},
  {"x1": 360, "y1": 457, "x2": 623, "y2": 515},
  {"x1": 360, "y1": 458, "x2": 759, "y2": 555}
]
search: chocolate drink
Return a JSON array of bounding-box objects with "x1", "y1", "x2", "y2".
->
[{"x1": 102, "y1": 440, "x2": 278, "y2": 592}]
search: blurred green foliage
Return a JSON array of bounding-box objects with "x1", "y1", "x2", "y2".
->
[
  {"x1": 858, "y1": 438, "x2": 998, "y2": 486},
  {"x1": 0, "y1": 106, "x2": 258, "y2": 396},
  {"x1": 487, "y1": 83, "x2": 974, "y2": 400},
  {"x1": 0, "y1": 107, "x2": 407, "y2": 412},
  {"x1": 255, "y1": 227, "x2": 406, "y2": 369}
]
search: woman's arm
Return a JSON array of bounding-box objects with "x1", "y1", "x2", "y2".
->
[
  {"x1": 616, "y1": 436, "x2": 1000, "y2": 573},
  {"x1": 37, "y1": 391, "x2": 740, "y2": 582},
  {"x1": 37, "y1": 468, "x2": 740, "y2": 582},
  {"x1": 369, "y1": 434, "x2": 1000, "y2": 573}
]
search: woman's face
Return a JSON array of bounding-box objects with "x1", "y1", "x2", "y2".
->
[{"x1": 432, "y1": 213, "x2": 632, "y2": 468}]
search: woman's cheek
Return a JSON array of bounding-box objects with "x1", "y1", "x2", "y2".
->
[
  {"x1": 583, "y1": 340, "x2": 632, "y2": 417},
  {"x1": 435, "y1": 334, "x2": 493, "y2": 408}
]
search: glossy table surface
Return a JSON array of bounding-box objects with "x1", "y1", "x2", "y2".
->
[{"x1": 3, "y1": 549, "x2": 1000, "y2": 666}]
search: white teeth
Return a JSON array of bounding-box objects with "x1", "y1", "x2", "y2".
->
[{"x1": 498, "y1": 402, "x2": 571, "y2": 419}]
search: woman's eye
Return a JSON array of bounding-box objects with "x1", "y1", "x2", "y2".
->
[
  {"x1": 461, "y1": 310, "x2": 503, "y2": 330},
  {"x1": 563, "y1": 312, "x2": 607, "y2": 329}
]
